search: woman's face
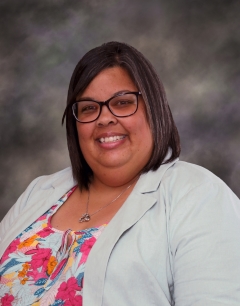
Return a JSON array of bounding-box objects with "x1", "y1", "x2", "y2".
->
[{"x1": 76, "y1": 66, "x2": 153, "y2": 183}]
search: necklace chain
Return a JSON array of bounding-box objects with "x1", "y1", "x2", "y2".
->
[{"x1": 79, "y1": 183, "x2": 133, "y2": 223}]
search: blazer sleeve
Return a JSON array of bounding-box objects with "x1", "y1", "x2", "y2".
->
[
  {"x1": 0, "y1": 176, "x2": 42, "y2": 240},
  {"x1": 169, "y1": 180, "x2": 240, "y2": 306}
]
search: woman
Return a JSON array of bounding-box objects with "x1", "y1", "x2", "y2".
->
[{"x1": 0, "y1": 42, "x2": 240, "y2": 306}]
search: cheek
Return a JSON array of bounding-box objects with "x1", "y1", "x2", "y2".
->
[
  {"x1": 76, "y1": 126, "x2": 94, "y2": 159},
  {"x1": 137, "y1": 113, "x2": 154, "y2": 150},
  {"x1": 136, "y1": 112, "x2": 152, "y2": 139},
  {"x1": 129, "y1": 117, "x2": 153, "y2": 150},
  {"x1": 76, "y1": 123, "x2": 93, "y2": 143}
]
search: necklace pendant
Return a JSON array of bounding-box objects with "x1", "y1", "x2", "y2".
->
[{"x1": 79, "y1": 213, "x2": 91, "y2": 223}]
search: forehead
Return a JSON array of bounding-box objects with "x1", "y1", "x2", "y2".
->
[{"x1": 78, "y1": 67, "x2": 137, "y2": 100}]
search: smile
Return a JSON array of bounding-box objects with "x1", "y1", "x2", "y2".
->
[{"x1": 99, "y1": 135, "x2": 126, "y2": 143}]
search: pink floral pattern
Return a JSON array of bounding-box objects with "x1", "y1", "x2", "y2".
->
[
  {"x1": 0, "y1": 294, "x2": 14, "y2": 306},
  {"x1": 0, "y1": 187, "x2": 107, "y2": 305}
]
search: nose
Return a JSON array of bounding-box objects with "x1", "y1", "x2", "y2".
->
[{"x1": 96, "y1": 104, "x2": 117, "y2": 126}]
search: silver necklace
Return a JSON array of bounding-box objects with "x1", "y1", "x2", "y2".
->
[{"x1": 79, "y1": 183, "x2": 133, "y2": 223}]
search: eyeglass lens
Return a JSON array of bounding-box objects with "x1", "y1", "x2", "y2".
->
[{"x1": 73, "y1": 93, "x2": 138, "y2": 122}]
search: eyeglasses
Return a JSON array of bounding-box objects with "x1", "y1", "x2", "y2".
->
[{"x1": 72, "y1": 91, "x2": 141, "y2": 123}]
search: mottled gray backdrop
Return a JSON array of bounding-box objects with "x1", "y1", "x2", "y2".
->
[{"x1": 1, "y1": 0, "x2": 240, "y2": 220}]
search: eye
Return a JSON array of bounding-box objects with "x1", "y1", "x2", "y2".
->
[
  {"x1": 118, "y1": 99, "x2": 133, "y2": 105},
  {"x1": 111, "y1": 97, "x2": 136, "y2": 108},
  {"x1": 81, "y1": 105, "x2": 96, "y2": 112},
  {"x1": 79, "y1": 102, "x2": 99, "y2": 113}
]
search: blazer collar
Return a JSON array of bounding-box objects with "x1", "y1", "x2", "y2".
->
[
  {"x1": 135, "y1": 147, "x2": 178, "y2": 193},
  {"x1": 40, "y1": 167, "x2": 75, "y2": 190}
]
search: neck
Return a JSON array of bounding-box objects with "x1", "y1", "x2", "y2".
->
[
  {"x1": 90, "y1": 171, "x2": 140, "y2": 193},
  {"x1": 89, "y1": 164, "x2": 142, "y2": 190}
]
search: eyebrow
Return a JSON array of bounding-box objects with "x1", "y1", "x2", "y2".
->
[{"x1": 77, "y1": 90, "x2": 135, "y2": 101}]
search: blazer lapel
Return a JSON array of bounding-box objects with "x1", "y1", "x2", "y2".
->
[
  {"x1": 83, "y1": 191, "x2": 157, "y2": 306},
  {"x1": 83, "y1": 157, "x2": 178, "y2": 305}
]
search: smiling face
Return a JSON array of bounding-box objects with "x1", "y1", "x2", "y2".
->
[{"x1": 76, "y1": 66, "x2": 154, "y2": 186}]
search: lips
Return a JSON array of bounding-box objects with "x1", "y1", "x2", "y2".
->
[{"x1": 98, "y1": 135, "x2": 126, "y2": 143}]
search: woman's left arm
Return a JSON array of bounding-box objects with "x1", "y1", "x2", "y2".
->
[
  {"x1": 0, "y1": 176, "x2": 42, "y2": 240},
  {"x1": 170, "y1": 180, "x2": 240, "y2": 306}
]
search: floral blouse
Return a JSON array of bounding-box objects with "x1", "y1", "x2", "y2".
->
[{"x1": 0, "y1": 186, "x2": 107, "y2": 306}]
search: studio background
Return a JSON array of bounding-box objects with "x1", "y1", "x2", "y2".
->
[{"x1": 1, "y1": 0, "x2": 239, "y2": 221}]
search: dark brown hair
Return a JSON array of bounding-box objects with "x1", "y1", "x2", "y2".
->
[{"x1": 62, "y1": 41, "x2": 180, "y2": 190}]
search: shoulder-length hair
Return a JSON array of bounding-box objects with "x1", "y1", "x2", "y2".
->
[{"x1": 62, "y1": 41, "x2": 180, "y2": 190}]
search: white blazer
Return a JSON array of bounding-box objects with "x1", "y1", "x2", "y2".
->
[{"x1": 1, "y1": 158, "x2": 240, "y2": 305}]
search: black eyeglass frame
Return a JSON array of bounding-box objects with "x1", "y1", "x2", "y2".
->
[{"x1": 72, "y1": 91, "x2": 142, "y2": 123}]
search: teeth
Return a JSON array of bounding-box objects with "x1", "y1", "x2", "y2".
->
[{"x1": 99, "y1": 135, "x2": 125, "y2": 143}]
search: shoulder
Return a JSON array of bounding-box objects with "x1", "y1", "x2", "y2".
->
[
  {"x1": 28, "y1": 167, "x2": 73, "y2": 191},
  {"x1": 18, "y1": 166, "x2": 74, "y2": 207},
  {"x1": 161, "y1": 160, "x2": 232, "y2": 199},
  {"x1": 157, "y1": 161, "x2": 240, "y2": 232},
  {"x1": 165, "y1": 160, "x2": 223, "y2": 184},
  {"x1": 141, "y1": 159, "x2": 229, "y2": 196},
  {"x1": 0, "y1": 167, "x2": 74, "y2": 230},
  {"x1": 142, "y1": 160, "x2": 240, "y2": 221},
  {"x1": 29, "y1": 167, "x2": 72, "y2": 189}
]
